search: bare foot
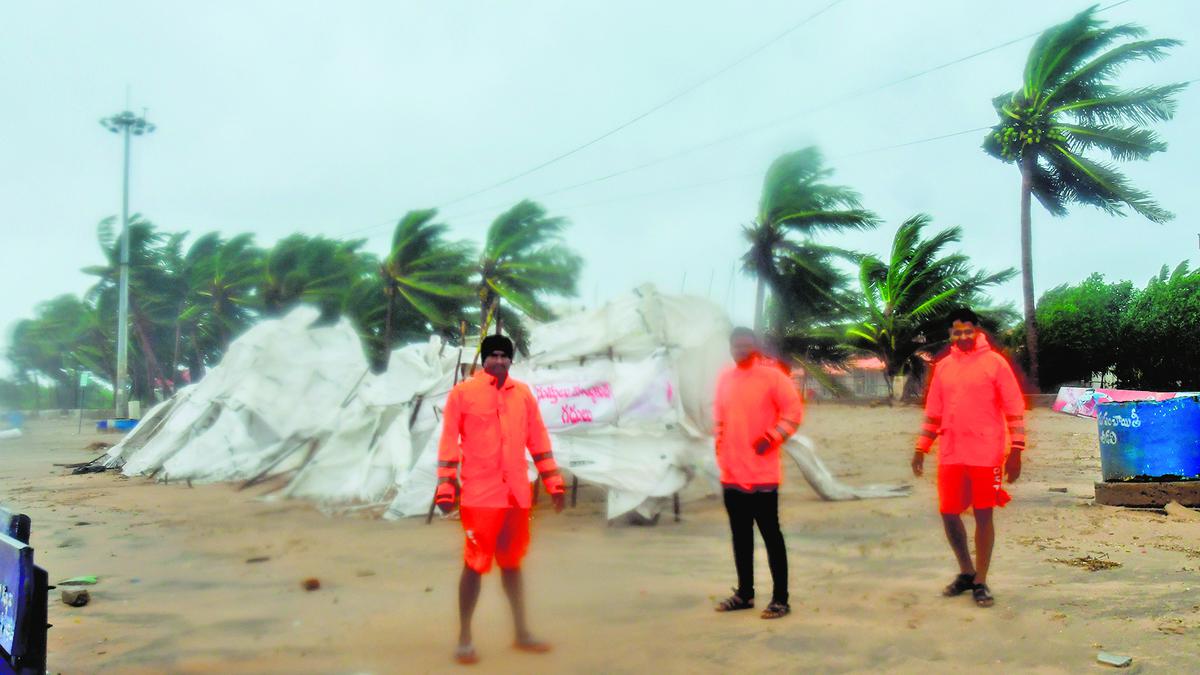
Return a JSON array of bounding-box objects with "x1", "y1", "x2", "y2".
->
[
  {"x1": 513, "y1": 636, "x2": 552, "y2": 653},
  {"x1": 454, "y1": 644, "x2": 479, "y2": 665}
]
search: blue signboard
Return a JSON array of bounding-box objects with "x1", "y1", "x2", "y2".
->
[
  {"x1": 1097, "y1": 396, "x2": 1200, "y2": 481},
  {"x1": 0, "y1": 533, "x2": 31, "y2": 661}
]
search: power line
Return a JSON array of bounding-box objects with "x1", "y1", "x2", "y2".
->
[
  {"x1": 448, "y1": 123, "x2": 994, "y2": 229},
  {"x1": 836, "y1": 126, "x2": 992, "y2": 159},
  {"x1": 343, "y1": 0, "x2": 1141, "y2": 239},
  {"x1": 432, "y1": 0, "x2": 1140, "y2": 225},
  {"x1": 433, "y1": 0, "x2": 847, "y2": 211}
]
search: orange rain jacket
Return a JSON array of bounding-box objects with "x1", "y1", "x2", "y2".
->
[
  {"x1": 714, "y1": 355, "x2": 805, "y2": 490},
  {"x1": 436, "y1": 370, "x2": 565, "y2": 509},
  {"x1": 916, "y1": 332, "x2": 1026, "y2": 466}
]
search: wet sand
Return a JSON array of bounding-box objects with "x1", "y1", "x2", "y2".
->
[{"x1": 2, "y1": 405, "x2": 1198, "y2": 673}]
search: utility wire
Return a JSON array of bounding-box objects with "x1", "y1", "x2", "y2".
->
[
  {"x1": 343, "y1": 0, "x2": 1141, "y2": 239},
  {"x1": 434, "y1": 0, "x2": 847, "y2": 210},
  {"x1": 448, "y1": 124, "x2": 995, "y2": 229}
]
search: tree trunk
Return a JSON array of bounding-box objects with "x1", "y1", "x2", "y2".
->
[
  {"x1": 1019, "y1": 153, "x2": 1040, "y2": 390},
  {"x1": 383, "y1": 277, "x2": 396, "y2": 356},
  {"x1": 132, "y1": 308, "x2": 166, "y2": 401},
  {"x1": 753, "y1": 277, "x2": 766, "y2": 333},
  {"x1": 171, "y1": 304, "x2": 183, "y2": 391},
  {"x1": 191, "y1": 327, "x2": 206, "y2": 381},
  {"x1": 479, "y1": 291, "x2": 499, "y2": 337}
]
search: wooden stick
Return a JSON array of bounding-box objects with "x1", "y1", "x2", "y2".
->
[{"x1": 425, "y1": 495, "x2": 438, "y2": 524}]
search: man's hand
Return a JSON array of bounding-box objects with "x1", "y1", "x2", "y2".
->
[
  {"x1": 911, "y1": 451, "x2": 925, "y2": 477},
  {"x1": 435, "y1": 482, "x2": 457, "y2": 514},
  {"x1": 753, "y1": 436, "x2": 772, "y2": 455},
  {"x1": 551, "y1": 491, "x2": 565, "y2": 514},
  {"x1": 1005, "y1": 449, "x2": 1022, "y2": 483}
]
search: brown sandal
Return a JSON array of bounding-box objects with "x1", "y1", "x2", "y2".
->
[
  {"x1": 761, "y1": 601, "x2": 790, "y2": 619},
  {"x1": 715, "y1": 590, "x2": 754, "y2": 612}
]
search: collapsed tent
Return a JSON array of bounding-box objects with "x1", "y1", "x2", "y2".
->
[{"x1": 105, "y1": 284, "x2": 908, "y2": 519}]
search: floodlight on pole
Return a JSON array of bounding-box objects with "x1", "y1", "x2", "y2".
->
[{"x1": 99, "y1": 109, "x2": 155, "y2": 419}]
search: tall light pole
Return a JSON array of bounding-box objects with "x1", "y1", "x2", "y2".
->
[{"x1": 100, "y1": 109, "x2": 155, "y2": 418}]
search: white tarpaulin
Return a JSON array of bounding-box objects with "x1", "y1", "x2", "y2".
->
[{"x1": 106, "y1": 284, "x2": 908, "y2": 521}]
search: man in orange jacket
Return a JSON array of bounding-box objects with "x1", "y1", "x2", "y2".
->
[
  {"x1": 911, "y1": 308, "x2": 1026, "y2": 608},
  {"x1": 436, "y1": 334, "x2": 566, "y2": 665},
  {"x1": 712, "y1": 328, "x2": 804, "y2": 620}
]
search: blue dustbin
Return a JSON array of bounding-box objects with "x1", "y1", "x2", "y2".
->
[
  {"x1": 1097, "y1": 396, "x2": 1200, "y2": 481},
  {"x1": 4, "y1": 412, "x2": 22, "y2": 430}
]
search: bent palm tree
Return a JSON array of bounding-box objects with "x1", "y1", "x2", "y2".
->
[
  {"x1": 847, "y1": 215, "x2": 1016, "y2": 399},
  {"x1": 381, "y1": 209, "x2": 475, "y2": 352},
  {"x1": 744, "y1": 147, "x2": 878, "y2": 332},
  {"x1": 259, "y1": 234, "x2": 366, "y2": 323},
  {"x1": 983, "y1": 5, "x2": 1186, "y2": 387},
  {"x1": 477, "y1": 200, "x2": 582, "y2": 353}
]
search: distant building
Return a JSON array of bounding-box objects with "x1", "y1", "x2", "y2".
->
[{"x1": 799, "y1": 357, "x2": 891, "y2": 400}]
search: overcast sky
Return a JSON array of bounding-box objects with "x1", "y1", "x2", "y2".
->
[{"x1": 3, "y1": 0, "x2": 1197, "y2": 375}]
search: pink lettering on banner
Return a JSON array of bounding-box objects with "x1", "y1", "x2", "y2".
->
[
  {"x1": 560, "y1": 404, "x2": 594, "y2": 425},
  {"x1": 534, "y1": 383, "x2": 613, "y2": 405}
]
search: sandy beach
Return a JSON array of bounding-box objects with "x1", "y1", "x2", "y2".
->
[{"x1": 3, "y1": 404, "x2": 1198, "y2": 674}]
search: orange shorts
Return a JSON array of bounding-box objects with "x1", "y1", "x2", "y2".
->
[
  {"x1": 937, "y1": 464, "x2": 1011, "y2": 514},
  {"x1": 459, "y1": 506, "x2": 531, "y2": 573}
]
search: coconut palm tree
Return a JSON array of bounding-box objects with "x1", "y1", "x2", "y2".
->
[
  {"x1": 476, "y1": 200, "x2": 582, "y2": 353},
  {"x1": 982, "y1": 5, "x2": 1186, "y2": 388},
  {"x1": 259, "y1": 234, "x2": 367, "y2": 323},
  {"x1": 83, "y1": 216, "x2": 176, "y2": 401},
  {"x1": 6, "y1": 295, "x2": 98, "y2": 408},
  {"x1": 744, "y1": 146, "x2": 879, "y2": 331},
  {"x1": 380, "y1": 209, "x2": 476, "y2": 353},
  {"x1": 177, "y1": 232, "x2": 264, "y2": 374},
  {"x1": 847, "y1": 215, "x2": 1016, "y2": 399}
]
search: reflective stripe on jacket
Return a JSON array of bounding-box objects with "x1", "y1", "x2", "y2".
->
[
  {"x1": 437, "y1": 370, "x2": 563, "y2": 508},
  {"x1": 917, "y1": 332, "x2": 1026, "y2": 466},
  {"x1": 714, "y1": 356, "x2": 804, "y2": 490}
]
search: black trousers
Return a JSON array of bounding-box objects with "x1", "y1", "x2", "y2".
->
[{"x1": 723, "y1": 488, "x2": 788, "y2": 604}]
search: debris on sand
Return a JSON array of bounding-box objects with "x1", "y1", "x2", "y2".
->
[
  {"x1": 61, "y1": 589, "x2": 90, "y2": 607},
  {"x1": 1096, "y1": 651, "x2": 1132, "y2": 667},
  {"x1": 1047, "y1": 555, "x2": 1122, "y2": 571},
  {"x1": 1164, "y1": 501, "x2": 1200, "y2": 523},
  {"x1": 59, "y1": 576, "x2": 99, "y2": 586},
  {"x1": 302, "y1": 577, "x2": 321, "y2": 591}
]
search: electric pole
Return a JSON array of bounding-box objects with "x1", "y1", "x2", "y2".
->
[{"x1": 100, "y1": 108, "x2": 155, "y2": 418}]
